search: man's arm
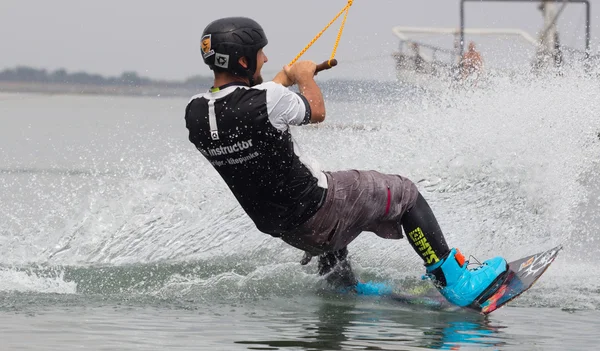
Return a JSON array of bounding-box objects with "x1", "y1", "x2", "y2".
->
[
  {"x1": 295, "y1": 75, "x2": 325, "y2": 124},
  {"x1": 272, "y1": 61, "x2": 326, "y2": 124},
  {"x1": 272, "y1": 70, "x2": 293, "y2": 87}
]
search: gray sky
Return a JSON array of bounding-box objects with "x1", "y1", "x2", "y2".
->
[{"x1": 1, "y1": 0, "x2": 598, "y2": 81}]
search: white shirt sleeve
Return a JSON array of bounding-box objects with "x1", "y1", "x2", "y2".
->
[{"x1": 255, "y1": 81, "x2": 311, "y2": 131}]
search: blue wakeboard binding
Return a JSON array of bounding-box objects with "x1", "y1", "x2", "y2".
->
[{"x1": 425, "y1": 248, "x2": 509, "y2": 307}]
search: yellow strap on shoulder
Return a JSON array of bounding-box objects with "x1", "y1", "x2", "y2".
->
[{"x1": 288, "y1": 0, "x2": 353, "y2": 67}]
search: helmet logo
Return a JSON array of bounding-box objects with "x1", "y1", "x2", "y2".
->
[
  {"x1": 214, "y1": 53, "x2": 230, "y2": 69},
  {"x1": 201, "y1": 34, "x2": 215, "y2": 58}
]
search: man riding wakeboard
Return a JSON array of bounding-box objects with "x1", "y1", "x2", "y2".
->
[{"x1": 184, "y1": 17, "x2": 508, "y2": 308}]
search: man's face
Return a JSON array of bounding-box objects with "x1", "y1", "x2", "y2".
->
[{"x1": 252, "y1": 49, "x2": 268, "y2": 85}]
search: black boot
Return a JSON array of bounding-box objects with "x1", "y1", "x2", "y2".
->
[{"x1": 317, "y1": 247, "x2": 358, "y2": 289}]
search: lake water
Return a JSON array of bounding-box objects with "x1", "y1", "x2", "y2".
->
[{"x1": 1, "y1": 72, "x2": 600, "y2": 350}]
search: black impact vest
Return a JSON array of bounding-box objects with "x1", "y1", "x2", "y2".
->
[{"x1": 185, "y1": 81, "x2": 328, "y2": 235}]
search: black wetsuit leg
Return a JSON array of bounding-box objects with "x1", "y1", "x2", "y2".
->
[{"x1": 400, "y1": 193, "x2": 451, "y2": 266}]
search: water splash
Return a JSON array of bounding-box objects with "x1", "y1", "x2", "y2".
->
[{"x1": 1, "y1": 69, "x2": 599, "y2": 310}]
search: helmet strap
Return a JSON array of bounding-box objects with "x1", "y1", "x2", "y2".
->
[{"x1": 241, "y1": 55, "x2": 257, "y2": 86}]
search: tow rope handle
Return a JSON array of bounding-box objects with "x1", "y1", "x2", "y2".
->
[
  {"x1": 316, "y1": 59, "x2": 338, "y2": 73},
  {"x1": 289, "y1": 0, "x2": 352, "y2": 74}
]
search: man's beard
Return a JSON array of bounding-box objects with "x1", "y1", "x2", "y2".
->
[{"x1": 252, "y1": 75, "x2": 263, "y2": 86}]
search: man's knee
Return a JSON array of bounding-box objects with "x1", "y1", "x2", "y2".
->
[{"x1": 388, "y1": 174, "x2": 420, "y2": 215}]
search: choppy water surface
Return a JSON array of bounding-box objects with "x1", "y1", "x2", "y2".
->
[{"x1": 1, "y1": 69, "x2": 599, "y2": 350}]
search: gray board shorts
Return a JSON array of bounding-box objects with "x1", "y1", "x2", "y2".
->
[{"x1": 281, "y1": 170, "x2": 420, "y2": 256}]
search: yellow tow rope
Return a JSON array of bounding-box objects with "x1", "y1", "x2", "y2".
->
[{"x1": 288, "y1": 0, "x2": 353, "y2": 72}]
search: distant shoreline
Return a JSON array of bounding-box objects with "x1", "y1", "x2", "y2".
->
[
  {"x1": 0, "y1": 81, "x2": 199, "y2": 98},
  {"x1": 0, "y1": 65, "x2": 410, "y2": 100},
  {"x1": 0, "y1": 66, "x2": 212, "y2": 98},
  {"x1": 0, "y1": 80, "x2": 413, "y2": 103}
]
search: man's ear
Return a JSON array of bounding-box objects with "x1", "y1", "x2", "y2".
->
[{"x1": 239, "y1": 56, "x2": 249, "y2": 69}]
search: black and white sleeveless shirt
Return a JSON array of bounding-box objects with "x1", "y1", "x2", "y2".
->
[{"x1": 185, "y1": 81, "x2": 328, "y2": 235}]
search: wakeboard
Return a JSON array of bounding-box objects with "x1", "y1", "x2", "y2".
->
[
  {"x1": 473, "y1": 245, "x2": 562, "y2": 314},
  {"x1": 386, "y1": 245, "x2": 562, "y2": 314}
]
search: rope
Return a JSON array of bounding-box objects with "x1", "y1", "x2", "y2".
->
[
  {"x1": 288, "y1": 0, "x2": 353, "y2": 66},
  {"x1": 331, "y1": 2, "x2": 351, "y2": 61}
]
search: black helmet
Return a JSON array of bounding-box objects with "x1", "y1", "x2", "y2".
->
[{"x1": 200, "y1": 17, "x2": 268, "y2": 80}]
